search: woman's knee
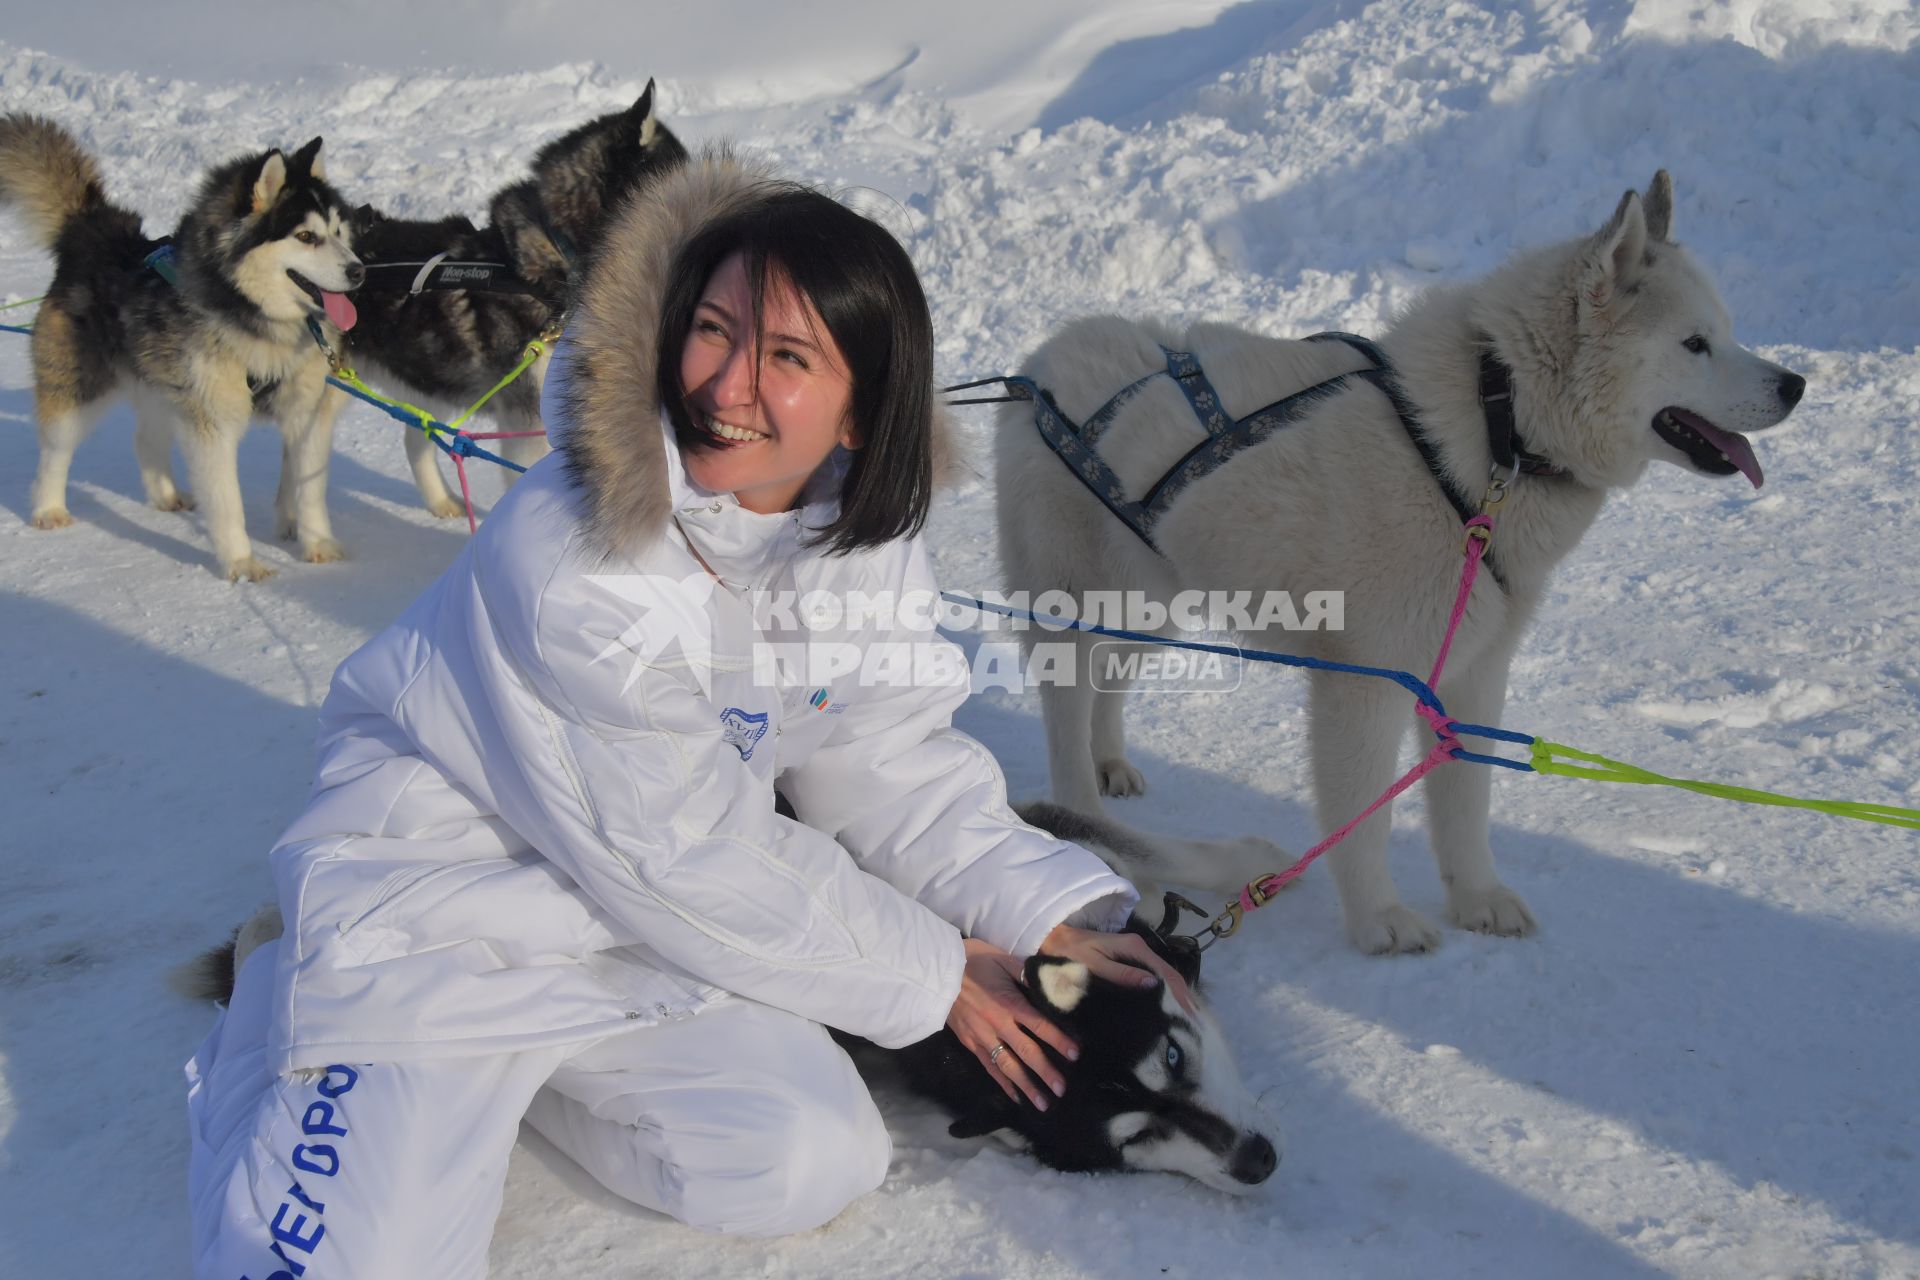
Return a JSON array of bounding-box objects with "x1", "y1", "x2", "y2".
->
[{"x1": 669, "y1": 1078, "x2": 891, "y2": 1237}]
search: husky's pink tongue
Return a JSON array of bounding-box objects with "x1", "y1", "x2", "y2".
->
[
  {"x1": 1674, "y1": 408, "x2": 1764, "y2": 488},
  {"x1": 322, "y1": 290, "x2": 358, "y2": 332}
]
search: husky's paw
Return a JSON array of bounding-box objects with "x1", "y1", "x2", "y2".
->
[
  {"x1": 425, "y1": 494, "x2": 464, "y2": 520},
  {"x1": 154, "y1": 491, "x2": 196, "y2": 513},
  {"x1": 31, "y1": 508, "x2": 73, "y2": 530},
  {"x1": 1349, "y1": 904, "x2": 1442, "y2": 955},
  {"x1": 223, "y1": 555, "x2": 276, "y2": 583},
  {"x1": 301, "y1": 537, "x2": 346, "y2": 565},
  {"x1": 1448, "y1": 884, "x2": 1537, "y2": 937},
  {"x1": 1097, "y1": 758, "x2": 1147, "y2": 798}
]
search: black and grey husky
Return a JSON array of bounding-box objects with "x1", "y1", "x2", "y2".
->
[
  {"x1": 0, "y1": 116, "x2": 364, "y2": 580},
  {"x1": 344, "y1": 81, "x2": 688, "y2": 516},
  {"x1": 847, "y1": 801, "x2": 1281, "y2": 1193}
]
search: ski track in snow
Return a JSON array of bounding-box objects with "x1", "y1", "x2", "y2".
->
[{"x1": 2, "y1": 1, "x2": 1917, "y2": 1275}]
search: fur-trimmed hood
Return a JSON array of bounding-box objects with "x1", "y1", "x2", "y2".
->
[{"x1": 555, "y1": 148, "x2": 957, "y2": 558}]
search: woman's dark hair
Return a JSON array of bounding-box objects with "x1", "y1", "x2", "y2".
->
[{"x1": 656, "y1": 187, "x2": 935, "y2": 554}]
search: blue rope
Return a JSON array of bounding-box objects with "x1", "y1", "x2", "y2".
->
[
  {"x1": 325, "y1": 375, "x2": 527, "y2": 473},
  {"x1": 0, "y1": 313, "x2": 527, "y2": 474},
  {"x1": 1452, "y1": 748, "x2": 1536, "y2": 772},
  {"x1": 937, "y1": 590, "x2": 1539, "y2": 768},
  {"x1": 1449, "y1": 721, "x2": 1536, "y2": 746}
]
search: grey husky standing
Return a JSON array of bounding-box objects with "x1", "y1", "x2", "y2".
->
[
  {"x1": 0, "y1": 116, "x2": 365, "y2": 580},
  {"x1": 996, "y1": 172, "x2": 1806, "y2": 954},
  {"x1": 345, "y1": 82, "x2": 687, "y2": 516}
]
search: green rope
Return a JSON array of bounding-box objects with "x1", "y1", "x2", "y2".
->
[
  {"x1": 329, "y1": 365, "x2": 450, "y2": 441},
  {"x1": 446, "y1": 334, "x2": 553, "y2": 430},
  {"x1": 0, "y1": 295, "x2": 40, "y2": 332},
  {"x1": 1530, "y1": 740, "x2": 1920, "y2": 829},
  {"x1": 323, "y1": 329, "x2": 555, "y2": 442}
]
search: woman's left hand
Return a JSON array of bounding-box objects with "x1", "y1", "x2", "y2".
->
[
  {"x1": 948, "y1": 938, "x2": 1079, "y2": 1110},
  {"x1": 1038, "y1": 923, "x2": 1197, "y2": 1014}
]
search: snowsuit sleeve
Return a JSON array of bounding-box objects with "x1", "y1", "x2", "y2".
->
[
  {"x1": 777, "y1": 539, "x2": 1138, "y2": 957},
  {"x1": 465, "y1": 552, "x2": 965, "y2": 1051}
]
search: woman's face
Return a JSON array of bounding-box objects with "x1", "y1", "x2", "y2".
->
[{"x1": 678, "y1": 251, "x2": 856, "y2": 515}]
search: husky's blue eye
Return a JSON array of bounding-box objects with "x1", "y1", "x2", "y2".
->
[{"x1": 1166, "y1": 1041, "x2": 1182, "y2": 1072}]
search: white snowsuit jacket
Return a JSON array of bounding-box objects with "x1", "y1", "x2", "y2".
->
[{"x1": 263, "y1": 155, "x2": 1136, "y2": 1076}]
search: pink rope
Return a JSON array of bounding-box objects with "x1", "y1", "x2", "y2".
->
[
  {"x1": 1245, "y1": 738, "x2": 1458, "y2": 904},
  {"x1": 454, "y1": 451, "x2": 478, "y2": 534},
  {"x1": 1425, "y1": 515, "x2": 1491, "y2": 688},
  {"x1": 1238, "y1": 515, "x2": 1494, "y2": 907}
]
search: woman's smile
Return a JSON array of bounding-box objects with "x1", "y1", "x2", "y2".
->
[{"x1": 679, "y1": 251, "x2": 856, "y2": 512}]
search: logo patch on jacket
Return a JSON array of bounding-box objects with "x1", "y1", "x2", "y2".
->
[
  {"x1": 718, "y1": 707, "x2": 770, "y2": 760},
  {"x1": 807, "y1": 687, "x2": 846, "y2": 715}
]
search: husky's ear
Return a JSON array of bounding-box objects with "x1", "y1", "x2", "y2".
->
[
  {"x1": 250, "y1": 151, "x2": 288, "y2": 214},
  {"x1": 632, "y1": 77, "x2": 659, "y2": 147},
  {"x1": 948, "y1": 1096, "x2": 1019, "y2": 1140},
  {"x1": 490, "y1": 182, "x2": 570, "y2": 285},
  {"x1": 288, "y1": 136, "x2": 326, "y2": 183},
  {"x1": 1581, "y1": 187, "x2": 1648, "y2": 313},
  {"x1": 1643, "y1": 169, "x2": 1674, "y2": 242},
  {"x1": 1026, "y1": 956, "x2": 1092, "y2": 1014}
]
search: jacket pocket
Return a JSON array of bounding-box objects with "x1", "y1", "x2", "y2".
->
[{"x1": 335, "y1": 862, "x2": 468, "y2": 939}]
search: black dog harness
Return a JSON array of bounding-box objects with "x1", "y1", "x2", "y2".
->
[
  {"x1": 1010, "y1": 332, "x2": 1462, "y2": 546},
  {"x1": 357, "y1": 255, "x2": 548, "y2": 296},
  {"x1": 957, "y1": 331, "x2": 1566, "y2": 587}
]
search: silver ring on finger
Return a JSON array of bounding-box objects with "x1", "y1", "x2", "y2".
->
[{"x1": 988, "y1": 1042, "x2": 1009, "y2": 1067}]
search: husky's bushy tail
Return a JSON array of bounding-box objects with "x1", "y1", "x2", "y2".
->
[
  {"x1": 1015, "y1": 800, "x2": 1292, "y2": 901},
  {"x1": 169, "y1": 905, "x2": 283, "y2": 1004},
  {"x1": 0, "y1": 114, "x2": 109, "y2": 249}
]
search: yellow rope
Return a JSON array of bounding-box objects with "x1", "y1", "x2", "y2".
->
[
  {"x1": 446, "y1": 331, "x2": 557, "y2": 430},
  {"x1": 325, "y1": 326, "x2": 560, "y2": 444},
  {"x1": 1530, "y1": 740, "x2": 1920, "y2": 829}
]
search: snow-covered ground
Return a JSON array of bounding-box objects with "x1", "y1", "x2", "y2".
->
[{"x1": 3, "y1": 1, "x2": 1918, "y2": 1275}]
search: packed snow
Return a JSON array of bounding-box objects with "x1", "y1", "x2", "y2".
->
[{"x1": 2, "y1": 1, "x2": 1917, "y2": 1276}]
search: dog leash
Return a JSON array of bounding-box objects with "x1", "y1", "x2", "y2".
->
[
  {"x1": 303, "y1": 316, "x2": 560, "y2": 532},
  {"x1": 0, "y1": 292, "x2": 41, "y2": 335},
  {"x1": 938, "y1": 468, "x2": 1517, "y2": 953},
  {"x1": 1162, "y1": 481, "x2": 1509, "y2": 951},
  {"x1": 957, "y1": 441, "x2": 1918, "y2": 952}
]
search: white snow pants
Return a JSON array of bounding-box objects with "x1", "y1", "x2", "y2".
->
[{"x1": 186, "y1": 942, "x2": 892, "y2": 1279}]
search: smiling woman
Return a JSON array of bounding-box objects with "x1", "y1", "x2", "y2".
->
[
  {"x1": 182, "y1": 150, "x2": 1180, "y2": 1280},
  {"x1": 677, "y1": 251, "x2": 859, "y2": 512},
  {"x1": 656, "y1": 187, "x2": 938, "y2": 545}
]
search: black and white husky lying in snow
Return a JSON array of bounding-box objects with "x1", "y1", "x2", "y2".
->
[
  {"x1": 844, "y1": 801, "x2": 1281, "y2": 1193},
  {"x1": 182, "y1": 800, "x2": 1282, "y2": 1193}
]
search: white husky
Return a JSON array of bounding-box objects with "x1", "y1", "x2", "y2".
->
[{"x1": 995, "y1": 172, "x2": 1806, "y2": 954}]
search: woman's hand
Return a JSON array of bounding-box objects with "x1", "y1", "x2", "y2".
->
[
  {"x1": 1038, "y1": 923, "x2": 1196, "y2": 1014},
  {"x1": 947, "y1": 938, "x2": 1080, "y2": 1110}
]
